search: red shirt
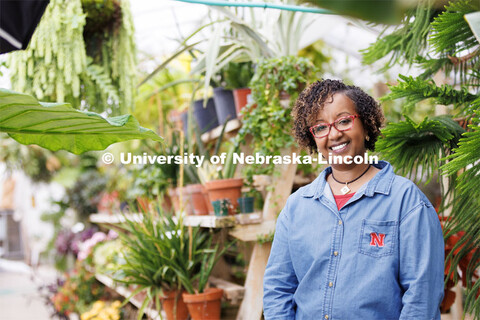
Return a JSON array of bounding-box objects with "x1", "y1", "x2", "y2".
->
[{"x1": 334, "y1": 192, "x2": 355, "y2": 210}]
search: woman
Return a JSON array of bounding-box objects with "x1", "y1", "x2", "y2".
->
[{"x1": 263, "y1": 79, "x2": 444, "y2": 320}]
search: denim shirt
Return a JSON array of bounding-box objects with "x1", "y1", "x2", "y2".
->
[{"x1": 263, "y1": 161, "x2": 444, "y2": 320}]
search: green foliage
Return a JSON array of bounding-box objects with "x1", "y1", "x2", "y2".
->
[
  {"x1": 237, "y1": 56, "x2": 316, "y2": 176},
  {"x1": 0, "y1": 89, "x2": 163, "y2": 154},
  {"x1": 365, "y1": 0, "x2": 480, "y2": 315},
  {"x1": 0, "y1": 134, "x2": 63, "y2": 183},
  {"x1": 297, "y1": 0, "x2": 410, "y2": 24},
  {"x1": 7, "y1": 0, "x2": 136, "y2": 115},
  {"x1": 376, "y1": 116, "x2": 464, "y2": 184},
  {"x1": 220, "y1": 61, "x2": 255, "y2": 89},
  {"x1": 116, "y1": 210, "x2": 233, "y2": 319},
  {"x1": 430, "y1": 0, "x2": 479, "y2": 55},
  {"x1": 382, "y1": 75, "x2": 479, "y2": 113},
  {"x1": 361, "y1": 0, "x2": 438, "y2": 69}
]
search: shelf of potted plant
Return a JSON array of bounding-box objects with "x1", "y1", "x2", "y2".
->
[{"x1": 200, "y1": 118, "x2": 242, "y2": 143}]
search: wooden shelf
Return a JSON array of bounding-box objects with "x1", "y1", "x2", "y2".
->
[
  {"x1": 183, "y1": 213, "x2": 262, "y2": 228},
  {"x1": 89, "y1": 213, "x2": 143, "y2": 224},
  {"x1": 201, "y1": 118, "x2": 241, "y2": 143},
  {"x1": 94, "y1": 273, "x2": 165, "y2": 320},
  {"x1": 210, "y1": 276, "x2": 245, "y2": 305},
  {"x1": 229, "y1": 220, "x2": 276, "y2": 242},
  {"x1": 183, "y1": 215, "x2": 236, "y2": 228}
]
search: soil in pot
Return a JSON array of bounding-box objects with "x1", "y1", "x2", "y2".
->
[
  {"x1": 193, "y1": 98, "x2": 219, "y2": 133},
  {"x1": 205, "y1": 178, "x2": 243, "y2": 214},
  {"x1": 161, "y1": 290, "x2": 189, "y2": 320},
  {"x1": 182, "y1": 288, "x2": 223, "y2": 320},
  {"x1": 213, "y1": 87, "x2": 236, "y2": 125}
]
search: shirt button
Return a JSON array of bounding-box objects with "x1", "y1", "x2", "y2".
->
[
  {"x1": 329, "y1": 281, "x2": 333, "y2": 287},
  {"x1": 334, "y1": 251, "x2": 338, "y2": 256},
  {"x1": 325, "y1": 315, "x2": 329, "y2": 319},
  {"x1": 338, "y1": 220, "x2": 342, "y2": 225}
]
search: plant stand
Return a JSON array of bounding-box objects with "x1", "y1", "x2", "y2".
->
[{"x1": 231, "y1": 146, "x2": 299, "y2": 320}]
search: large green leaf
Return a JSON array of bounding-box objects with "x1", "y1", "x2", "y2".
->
[{"x1": 0, "y1": 89, "x2": 163, "y2": 154}]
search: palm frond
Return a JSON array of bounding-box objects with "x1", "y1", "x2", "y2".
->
[
  {"x1": 430, "y1": 0, "x2": 480, "y2": 56},
  {"x1": 376, "y1": 115, "x2": 464, "y2": 184},
  {"x1": 381, "y1": 75, "x2": 479, "y2": 113},
  {"x1": 361, "y1": 0, "x2": 437, "y2": 70}
]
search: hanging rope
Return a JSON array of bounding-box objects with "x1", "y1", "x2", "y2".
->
[{"x1": 174, "y1": 0, "x2": 334, "y2": 14}]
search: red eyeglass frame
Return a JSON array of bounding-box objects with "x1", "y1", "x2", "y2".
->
[{"x1": 309, "y1": 115, "x2": 359, "y2": 138}]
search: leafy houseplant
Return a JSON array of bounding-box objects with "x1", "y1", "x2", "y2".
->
[
  {"x1": 116, "y1": 210, "x2": 190, "y2": 320},
  {"x1": 117, "y1": 208, "x2": 232, "y2": 320},
  {"x1": 359, "y1": 0, "x2": 480, "y2": 315},
  {"x1": 220, "y1": 61, "x2": 255, "y2": 115},
  {"x1": 198, "y1": 142, "x2": 243, "y2": 215},
  {"x1": 237, "y1": 56, "x2": 316, "y2": 177}
]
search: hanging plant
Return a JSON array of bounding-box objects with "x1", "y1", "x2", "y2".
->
[
  {"x1": 237, "y1": 56, "x2": 317, "y2": 176},
  {"x1": 7, "y1": 0, "x2": 136, "y2": 115}
]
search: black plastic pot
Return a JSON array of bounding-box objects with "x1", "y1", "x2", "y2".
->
[
  {"x1": 193, "y1": 98, "x2": 218, "y2": 133},
  {"x1": 213, "y1": 87, "x2": 237, "y2": 125}
]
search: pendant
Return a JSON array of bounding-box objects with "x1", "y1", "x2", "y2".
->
[{"x1": 340, "y1": 184, "x2": 350, "y2": 195}]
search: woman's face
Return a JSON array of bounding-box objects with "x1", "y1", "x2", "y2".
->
[{"x1": 312, "y1": 93, "x2": 367, "y2": 162}]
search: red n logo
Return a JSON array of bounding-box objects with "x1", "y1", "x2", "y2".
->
[{"x1": 370, "y1": 233, "x2": 385, "y2": 247}]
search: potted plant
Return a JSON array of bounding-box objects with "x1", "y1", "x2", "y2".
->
[
  {"x1": 119, "y1": 209, "x2": 234, "y2": 320},
  {"x1": 237, "y1": 56, "x2": 316, "y2": 177},
  {"x1": 192, "y1": 97, "x2": 219, "y2": 133},
  {"x1": 115, "y1": 209, "x2": 191, "y2": 320},
  {"x1": 237, "y1": 194, "x2": 254, "y2": 214},
  {"x1": 198, "y1": 142, "x2": 243, "y2": 215},
  {"x1": 212, "y1": 198, "x2": 233, "y2": 216},
  {"x1": 221, "y1": 61, "x2": 255, "y2": 115}
]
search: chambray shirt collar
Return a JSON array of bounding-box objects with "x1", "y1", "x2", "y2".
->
[{"x1": 301, "y1": 160, "x2": 394, "y2": 199}]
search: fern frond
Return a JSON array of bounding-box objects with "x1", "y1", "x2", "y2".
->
[
  {"x1": 361, "y1": 0, "x2": 437, "y2": 69},
  {"x1": 381, "y1": 75, "x2": 478, "y2": 113},
  {"x1": 376, "y1": 115, "x2": 464, "y2": 184},
  {"x1": 85, "y1": 62, "x2": 120, "y2": 106},
  {"x1": 430, "y1": 0, "x2": 480, "y2": 55}
]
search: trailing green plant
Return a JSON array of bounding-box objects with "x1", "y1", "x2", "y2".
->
[
  {"x1": 237, "y1": 56, "x2": 317, "y2": 176},
  {"x1": 7, "y1": 0, "x2": 137, "y2": 115}
]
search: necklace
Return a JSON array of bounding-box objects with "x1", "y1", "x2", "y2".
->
[{"x1": 331, "y1": 164, "x2": 371, "y2": 195}]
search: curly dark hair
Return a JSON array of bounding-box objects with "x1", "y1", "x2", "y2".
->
[{"x1": 292, "y1": 79, "x2": 384, "y2": 154}]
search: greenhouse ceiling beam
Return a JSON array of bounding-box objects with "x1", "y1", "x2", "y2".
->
[{"x1": 174, "y1": 0, "x2": 335, "y2": 14}]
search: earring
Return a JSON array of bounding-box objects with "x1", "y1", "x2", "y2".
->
[{"x1": 365, "y1": 136, "x2": 370, "y2": 141}]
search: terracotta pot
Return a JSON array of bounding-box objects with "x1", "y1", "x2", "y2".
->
[
  {"x1": 161, "y1": 192, "x2": 173, "y2": 214},
  {"x1": 168, "y1": 187, "x2": 194, "y2": 215},
  {"x1": 182, "y1": 288, "x2": 223, "y2": 320},
  {"x1": 186, "y1": 184, "x2": 209, "y2": 215},
  {"x1": 162, "y1": 290, "x2": 190, "y2": 320},
  {"x1": 233, "y1": 88, "x2": 253, "y2": 115},
  {"x1": 205, "y1": 178, "x2": 243, "y2": 215},
  {"x1": 168, "y1": 188, "x2": 180, "y2": 213}
]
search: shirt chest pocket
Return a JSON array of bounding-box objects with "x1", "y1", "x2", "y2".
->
[{"x1": 358, "y1": 219, "x2": 398, "y2": 258}]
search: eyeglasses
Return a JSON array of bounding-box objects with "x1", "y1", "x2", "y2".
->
[{"x1": 309, "y1": 115, "x2": 359, "y2": 138}]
